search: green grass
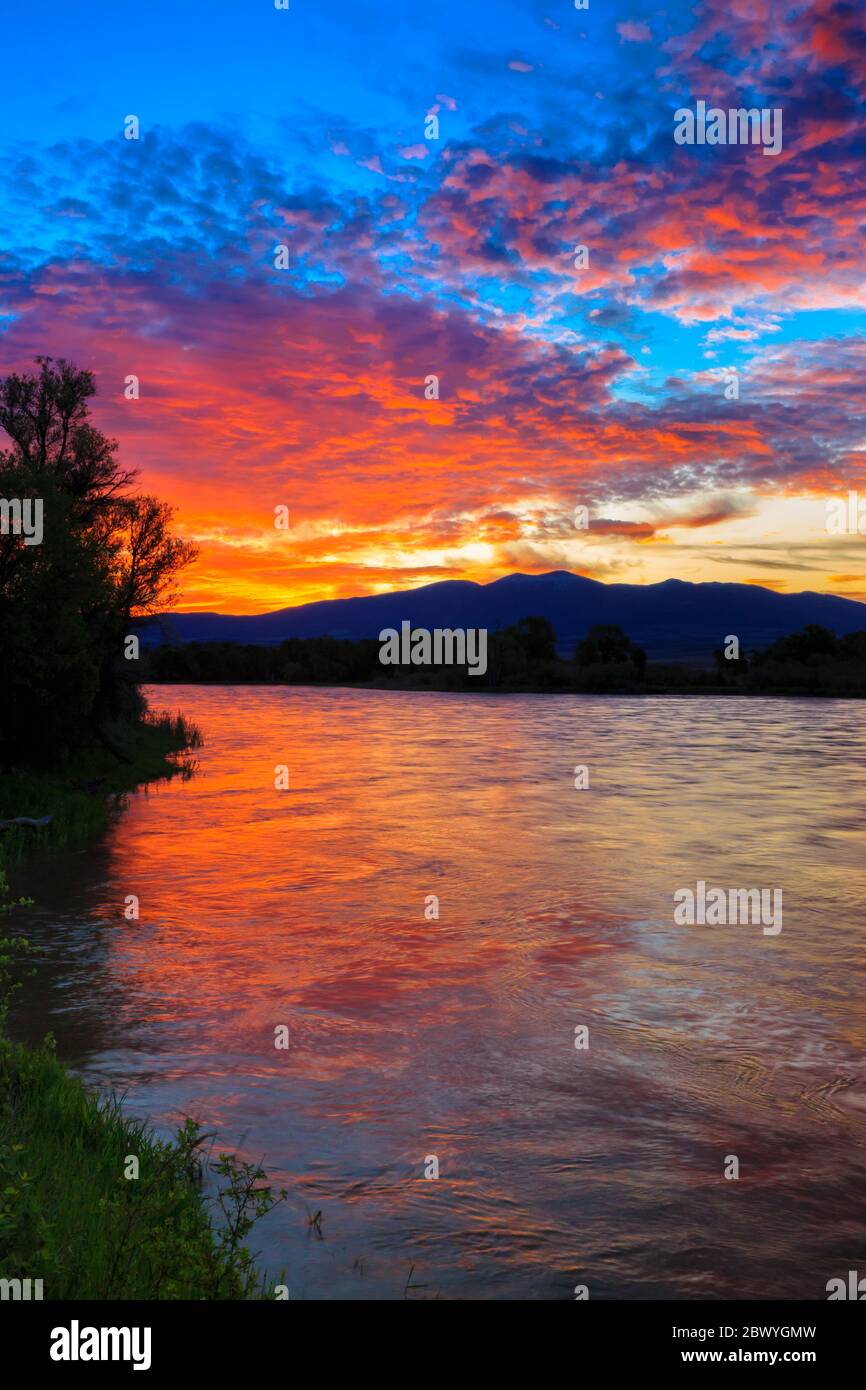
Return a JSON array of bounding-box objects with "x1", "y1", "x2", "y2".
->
[
  {"x1": 0, "y1": 711, "x2": 202, "y2": 861},
  {"x1": 0, "y1": 1036, "x2": 286, "y2": 1299}
]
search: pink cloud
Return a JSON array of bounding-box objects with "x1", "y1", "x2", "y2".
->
[{"x1": 617, "y1": 20, "x2": 652, "y2": 43}]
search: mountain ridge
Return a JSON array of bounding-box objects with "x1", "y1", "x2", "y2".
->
[{"x1": 142, "y1": 571, "x2": 866, "y2": 662}]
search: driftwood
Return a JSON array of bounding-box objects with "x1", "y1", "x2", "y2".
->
[{"x1": 0, "y1": 815, "x2": 54, "y2": 831}]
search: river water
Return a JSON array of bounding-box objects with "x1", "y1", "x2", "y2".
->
[{"x1": 12, "y1": 686, "x2": 866, "y2": 1299}]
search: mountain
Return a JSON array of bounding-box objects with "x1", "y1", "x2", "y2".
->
[{"x1": 141, "y1": 571, "x2": 866, "y2": 662}]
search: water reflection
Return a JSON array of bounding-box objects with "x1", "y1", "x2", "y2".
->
[{"x1": 12, "y1": 687, "x2": 866, "y2": 1299}]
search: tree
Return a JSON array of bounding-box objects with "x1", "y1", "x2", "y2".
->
[
  {"x1": 0, "y1": 357, "x2": 134, "y2": 516},
  {"x1": 576, "y1": 623, "x2": 646, "y2": 674},
  {"x1": 751, "y1": 624, "x2": 838, "y2": 666},
  {"x1": 513, "y1": 615, "x2": 556, "y2": 663},
  {"x1": 0, "y1": 358, "x2": 196, "y2": 762}
]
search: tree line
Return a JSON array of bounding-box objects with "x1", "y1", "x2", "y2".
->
[{"x1": 142, "y1": 618, "x2": 866, "y2": 695}]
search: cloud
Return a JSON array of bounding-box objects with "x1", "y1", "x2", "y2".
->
[
  {"x1": 1, "y1": 4, "x2": 864, "y2": 607},
  {"x1": 617, "y1": 21, "x2": 652, "y2": 44}
]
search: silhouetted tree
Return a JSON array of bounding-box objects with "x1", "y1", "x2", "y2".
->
[
  {"x1": 0, "y1": 358, "x2": 196, "y2": 763},
  {"x1": 751, "y1": 623, "x2": 838, "y2": 666},
  {"x1": 513, "y1": 615, "x2": 556, "y2": 663},
  {"x1": 576, "y1": 624, "x2": 646, "y2": 674}
]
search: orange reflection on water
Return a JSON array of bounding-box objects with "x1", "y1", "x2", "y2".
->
[{"x1": 16, "y1": 686, "x2": 866, "y2": 1299}]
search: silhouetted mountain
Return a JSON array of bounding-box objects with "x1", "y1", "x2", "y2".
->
[{"x1": 142, "y1": 571, "x2": 866, "y2": 661}]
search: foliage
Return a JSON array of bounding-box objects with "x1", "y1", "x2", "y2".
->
[
  {"x1": 143, "y1": 621, "x2": 866, "y2": 696},
  {"x1": 0, "y1": 711, "x2": 201, "y2": 862},
  {"x1": 0, "y1": 357, "x2": 197, "y2": 766},
  {"x1": 576, "y1": 623, "x2": 647, "y2": 674},
  {"x1": 0, "y1": 871, "x2": 36, "y2": 1032},
  {"x1": 0, "y1": 1040, "x2": 287, "y2": 1299}
]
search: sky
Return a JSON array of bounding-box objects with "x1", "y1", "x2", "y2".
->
[{"x1": 1, "y1": 0, "x2": 865, "y2": 612}]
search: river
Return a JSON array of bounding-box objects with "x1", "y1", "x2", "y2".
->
[{"x1": 12, "y1": 686, "x2": 866, "y2": 1299}]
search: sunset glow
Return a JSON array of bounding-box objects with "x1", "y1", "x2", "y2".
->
[{"x1": 1, "y1": 0, "x2": 864, "y2": 611}]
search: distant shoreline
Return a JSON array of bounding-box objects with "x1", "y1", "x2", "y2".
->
[
  {"x1": 144, "y1": 678, "x2": 866, "y2": 699},
  {"x1": 140, "y1": 623, "x2": 866, "y2": 699}
]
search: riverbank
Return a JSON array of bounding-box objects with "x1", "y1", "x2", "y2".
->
[
  {"x1": 0, "y1": 1036, "x2": 284, "y2": 1299},
  {"x1": 0, "y1": 709, "x2": 285, "y2": 1301},
  {"x1": 0, "y1": 711, "x2": 201, "y2": 863}
]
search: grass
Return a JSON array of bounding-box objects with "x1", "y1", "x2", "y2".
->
[
  {"x1": 0, "y1": 1035, "x2": 286, "y2": 1299},
  {"x1": 0, "y1": 711, "x2": 201, "y2": 861}
]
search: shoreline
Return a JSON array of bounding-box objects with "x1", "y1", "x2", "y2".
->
[
  {"x1": 141, "y1": 677, "x2": 866, "y2": 699},
  {"x1": 0, "y1": 710, "x2": 284, "y2": 1302}
]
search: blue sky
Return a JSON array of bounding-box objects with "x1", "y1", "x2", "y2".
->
[{"x1": 1, "y1": 0, "x2": 865, "y2": 609}]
